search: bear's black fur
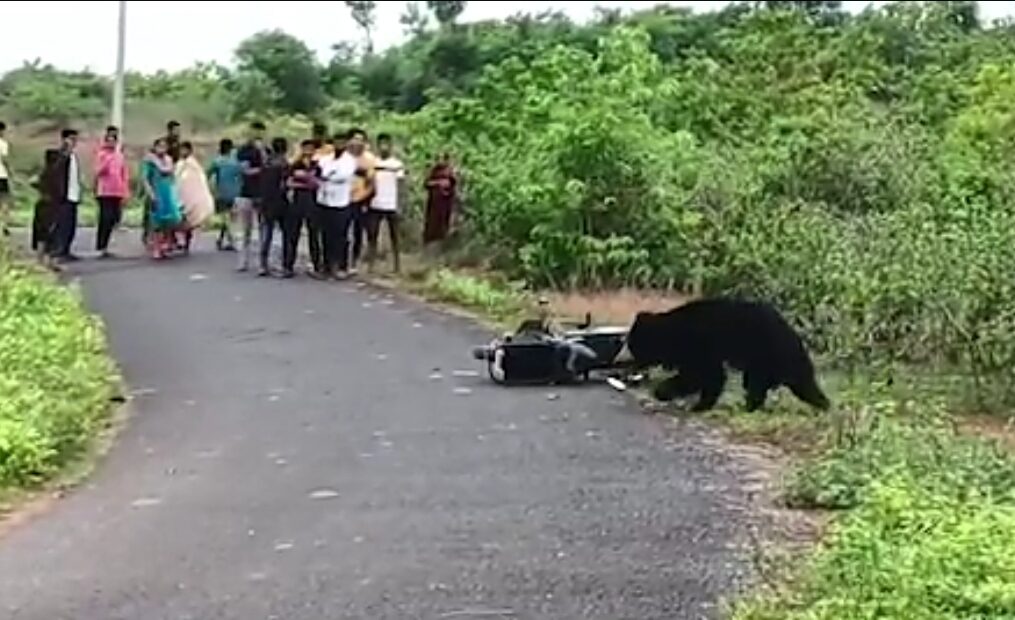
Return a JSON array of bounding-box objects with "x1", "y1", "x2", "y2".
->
[{"x1": 626, "y1": 298, "x2": 830, "y2": 412}]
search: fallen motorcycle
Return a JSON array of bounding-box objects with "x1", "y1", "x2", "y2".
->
[{"x1": 470, "y1": 314, "x2": 637, "y2": 386}]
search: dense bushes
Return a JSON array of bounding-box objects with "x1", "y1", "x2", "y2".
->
[
  {"x1": 0, "y1": 256, "x2": 118, "y2": 488},
  {"x1": 393, "y1": 5, "x2": 1015, "y2": 400}
]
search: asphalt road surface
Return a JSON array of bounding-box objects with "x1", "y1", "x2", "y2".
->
[{"x1": 0, "y1": 233, "x2": 759, "y2": 620}]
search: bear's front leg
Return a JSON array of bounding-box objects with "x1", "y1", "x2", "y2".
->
[
  {"x1": 691, "y1": 363, "x2": 727, "y2": 412},
  {"x1": 653, "y1": 372, "x2": 701, "y2": 402}
]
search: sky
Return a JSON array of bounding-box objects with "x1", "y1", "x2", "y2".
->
[{"x1": 3, "y1": 1, "x2": 1015, "y2": 75}]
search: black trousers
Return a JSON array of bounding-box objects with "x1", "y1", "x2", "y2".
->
[
  {"x1": 318, "y1": 205, "x2": 354, "y2": 274},
  {"x1": 259, "y1": 206, "x2": 286, "y2": 271},
  {"x1": 364, "y1": 208, "x2": 400, "y2": 268},
  {"x1": 52, "y1": 200, "x2": 79, "y2": 257},
  {"x1": 282, "y1": 194, "x2": 319, "y2": 273},
  {"x1": 350, "y1": 201, "x2": 368, "y2": 266},
  {"x1": 96, "y1": 196, "x2": 122, "y2": 251}
]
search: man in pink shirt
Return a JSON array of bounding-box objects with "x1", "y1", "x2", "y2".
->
[{"x1": 94, "y1": 125, "x2": 130, "y2": 258}]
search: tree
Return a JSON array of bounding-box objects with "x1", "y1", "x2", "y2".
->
[
  {"x1": 401, "y1": 2, "x2": 431, "y2": 37},
  {"x1": 226, "y1": 70, "x2": 283, "y2": 119},
  {"x1": 427, "y1": 0, "x2": 467, "y2": 28},
  {"x1": 345, "y1": 1, "x2": 377, "y2": 55},
  {"x1": 234, "y1": 30, "x2": 325, "y2": 114}
]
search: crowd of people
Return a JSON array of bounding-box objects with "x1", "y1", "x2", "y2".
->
[{"x1": 10, "y1": 118, "x2": 460, "y2": 279}]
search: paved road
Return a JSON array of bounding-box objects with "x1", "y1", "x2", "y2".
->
[{"x1": 0, "y1": 233, "x2": 757, "y2": 620}]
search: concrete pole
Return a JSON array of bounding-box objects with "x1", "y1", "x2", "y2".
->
[{"x1": 111, "y1": 0, "x2": 127, "y2": 135}]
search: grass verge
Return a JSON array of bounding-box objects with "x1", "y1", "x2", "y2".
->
[
  {"x1": 0, "y1": 253, "x2": 123, "y2": 514},
  {"x1": 371, "y1": 260, "x2": 1015, "y2": 620}
]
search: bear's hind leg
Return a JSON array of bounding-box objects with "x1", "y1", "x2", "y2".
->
[
  {"x1": 788, "y1": 374, "x2": 831, "y2": 411},
  {"x1": 691, "y1": 363, "x2": 727, "y2": 412},
  {"x1": 743, "y1": 371, "x2": 773, "y2": 412},
  {"x1": 654, "y1": 372, "x2": 701, "y2": 402}
]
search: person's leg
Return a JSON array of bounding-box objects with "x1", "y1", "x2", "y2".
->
[
  {"x1": 320, "y1": 207, "x2": 341, "y2": 277},
  {"x1": 259, "y1": 209, "x2": 275, "y2": 275},
  {"x1": 236, "y1": 198, "x2": 254, "y2": 271},
  {"x1": 141, "y1": 199, "x2": 151, "y2": 246},
  {"x1": 0, "y1": 181, "x2": 10, "y2": 237},
  {"x1": 336, "y1": 207, "x2": 353, "y2": 276},
  {"x1": 364, "y1": 209, "x2": 381, "y2": 273},
  {"x1": 51, "y1": 202, "x2": 70, "y2": 258},
  {"x1": 66, "y1": 201, "x2": 79, "y2": 257},
  {"x1": 387, "y1": 212, "x2": 401, "y2": 273},
  {"x1": 282, "y1": 203, "x2": 303, "y2": 276},
  {"x1": 96, "y1": 197, "x2": 115, "y2": 253},
  {"x1": 350, "y1": 202, "x2": 365, "y2": 272},
  {"x1": 308, "y1": 202, "x2": 324, "y2": 273}
]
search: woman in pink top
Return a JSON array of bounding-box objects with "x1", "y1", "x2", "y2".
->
[{"x1": 94, "y1": 125, "x2": 130, "y2": 257}]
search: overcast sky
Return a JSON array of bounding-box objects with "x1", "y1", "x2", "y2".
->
[{"x1": 3, "y1": 1, "x2": 1015, "y2": 75}]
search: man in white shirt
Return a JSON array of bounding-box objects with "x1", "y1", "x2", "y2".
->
[
  {"x1": 365, "y1": 133, "x2": 406, "y2": 274},
  {"x1": 53, "y1": 128, "x2": 83, "y2": 262},
  {"x1": 315, "y1": 129, "x2": 360, "y2": 279},
  {"x1": 0, "y1": 121, "x2": 11, "y2": 236}
]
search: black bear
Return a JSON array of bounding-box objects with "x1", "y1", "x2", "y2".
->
[{"x1": 626, "y1": 297, "x2": 830, "y2": 412}]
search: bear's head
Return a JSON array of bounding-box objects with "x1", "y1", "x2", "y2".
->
[{"x1": 626, "y1": 311, "x2": 666, "y2": 366}]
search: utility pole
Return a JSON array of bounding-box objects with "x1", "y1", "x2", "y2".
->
[{"x1": 111, "y1": 0, "x2": 127, "y2": 134}]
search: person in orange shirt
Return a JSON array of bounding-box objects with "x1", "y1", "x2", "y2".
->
[{"x1": 345, "y1": 127, "x2": 376, "y2": 274}]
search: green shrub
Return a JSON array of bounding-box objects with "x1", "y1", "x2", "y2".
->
[
  {"x1": 786, "y1": 413, "x2": 1015, "y2": 510},
  {"x1": 736, "y1": 480, "x2": 1015, "y2": 620},
  {"x1": 0, "y1": 260, "x2": 118, "y2": 488}
]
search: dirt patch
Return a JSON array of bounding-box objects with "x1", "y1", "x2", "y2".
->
[
  {"x1": 545, "y1": 288, "x2": 690, "y2": 326},
  {"x1": 958, "y1": 413, "x2": 1015, "y2": 451}
]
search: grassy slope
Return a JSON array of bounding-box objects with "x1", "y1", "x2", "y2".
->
[{"x1": 0, "y1": 252, "x2": 123, "y2": 514}]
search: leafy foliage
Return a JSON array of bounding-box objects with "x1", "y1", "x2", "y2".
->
[
  {"x1": 0, "y1": 258, "x2": 118, "y2": 488},
  {"x1": 234, "y1": 30, "x2": 326, "y2": 115}
]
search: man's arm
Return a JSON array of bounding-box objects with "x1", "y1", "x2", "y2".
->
[{"x1": 239, "y1": 149, "x2": 261, "y2": 176}]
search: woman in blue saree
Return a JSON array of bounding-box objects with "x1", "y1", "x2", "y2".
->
[{"x1": 142, "y1": 138, "x2": 182, "y2": 259}]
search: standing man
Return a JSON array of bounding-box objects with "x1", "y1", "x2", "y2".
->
[
  {"x1": 316, "y1": 129, "x2": 359, "y2": 279},
  {"x1": 258, "y1": 137, "x2": 290, "y2": 277},
  {"x1": 346, "y1": 128, "x2": 375, "y2": 274},
  {"x1": 235, "y1": 121, "x2": 268, "y2": 272},
  {"x1": 0, "y1": 121, "x2": 10, "y2": 237},
  {"x1": 286, "y1": 139, "x2": 322, "y2": 278},
  {"x1": 365, "y1": 133, "x2": 406, "y2": 274},
  {"x1": 94, "y1": 125, "x2": 130, "y2": 258},
  {"x1": 52, "y1": 128, "x2": 83, "y2": 262},
  {"x1": 165, "y1": 120, "x2": 183, "y2": 163}
]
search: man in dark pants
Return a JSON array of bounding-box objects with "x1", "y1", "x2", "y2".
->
[
  {"x1": 258, "y1": 137, "x2": 289, "y2": 277},
  {"x1": 235, "y1": 121, "x2": 267, "y2": 272},
  {"x1": 286, "y1": 139, "x2": 321, "y2": 278},
  {"x1": 345, "y1": 128, "x2": 375, "y2": 274},
  {"x1": 315, "y1": 130, "x2": 359, "y2": 279},
  {"x1": 52, "y1": 128, "x2": 82, "y2": 262}
]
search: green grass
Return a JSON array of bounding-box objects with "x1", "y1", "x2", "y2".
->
[{"x1": 0, "y1": 253, "x2": 121, "y2": 498}]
